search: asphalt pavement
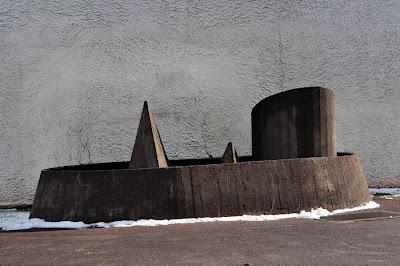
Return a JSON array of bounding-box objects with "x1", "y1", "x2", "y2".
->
[{"x1": 1, "y1": 198, "x2": 399, "y2": 265}]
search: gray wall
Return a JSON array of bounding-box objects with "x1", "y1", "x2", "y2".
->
[{"x1": 1, "y1": 0, "x2": 399, "y2": 205}]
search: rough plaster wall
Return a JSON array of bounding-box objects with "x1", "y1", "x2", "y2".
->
[{"x1": 1, "y1": 0, "x2": 399, "y2": 204}]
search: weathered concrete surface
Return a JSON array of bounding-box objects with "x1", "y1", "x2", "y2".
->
[
  {"x1": 2, "y1": 198, "x2": 400, "y2": 265},
  {"x1": 221, "y1": 142, "x2": 239, "y2": 163},
  {"x1": 30, "y1": 154, "x2": 370, "y2": 223},
  {"x1": 129, "y1": 101, "x2": 168, "y2": 169},
  {"x1": 252, "y1": 87, "x2": 336, "y2": 160},
  {"x1": 1, "y1": 1, "x2": 400, "y2": 204}
]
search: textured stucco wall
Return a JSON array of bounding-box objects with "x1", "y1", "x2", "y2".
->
[{"x1": 1, "y1": 0, "x2": 399, "y2": 205}]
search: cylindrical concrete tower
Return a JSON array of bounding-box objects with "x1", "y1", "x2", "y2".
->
[{"x1": 252, "y1": 87, "x2": 336, "y2": 160}]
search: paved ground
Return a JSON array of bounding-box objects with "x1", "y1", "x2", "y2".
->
[{"x1": 1, "y1": 198, "x2": 399, "y2": 265}]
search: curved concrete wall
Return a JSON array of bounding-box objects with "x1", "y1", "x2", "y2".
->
[
  {"x1": 30, "y1": 154, "x2": 370, "y2": 223},
  {"x1": 252, "y1": 87, "x2": 336, "y2": 160},
  {"x1": 1, "y1": 1, "x2": 400, "y2": 204}
]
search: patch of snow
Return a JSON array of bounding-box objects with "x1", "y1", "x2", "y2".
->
[
  {"x1": 369, "y1": 188, "x2": 400, "y2": 195},
  {"x1": 0, "y1": 201, "x2": 379, "y2": 231},
  {"x1": 331, "y1": 201, "x2": 380, "y2": 214}
]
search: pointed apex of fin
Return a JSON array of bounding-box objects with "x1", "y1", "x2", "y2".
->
[
  {"x1": 129, "y1": 101, "x2": 168, "y2": 169},
  {"x1": 221, "y1": 142, "x2": 239, "y2": 163}
]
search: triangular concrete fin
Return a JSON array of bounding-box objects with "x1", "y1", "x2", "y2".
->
[
  {"x1": 129, "y1": 101, "x2": 168, "y2": 169},
  {"x1": 221, "y1": 142, "x2": 239, "y2": 163}
]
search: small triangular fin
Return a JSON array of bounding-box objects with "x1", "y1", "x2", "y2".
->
[
  {"x1": 129, "y1": 101, "x2": 168, "y2": 169},
  {"x1": 221, "y1": 142, "x2": 239, "y2": 163}
]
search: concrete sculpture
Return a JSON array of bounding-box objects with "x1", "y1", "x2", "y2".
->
[
  {"x1": 252, "y1": 87, "x2": 336, "y2": 160},
  {"x1": 30, "y1": 87, "x2": 371, "y2": 223},
  {"x1": 129, "y1": 101, "x2": 169, "y2": 169}
]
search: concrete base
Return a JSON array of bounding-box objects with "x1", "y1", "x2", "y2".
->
[{"x1": 30, "y1": 153, "x2": 370, "y2": 223}]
